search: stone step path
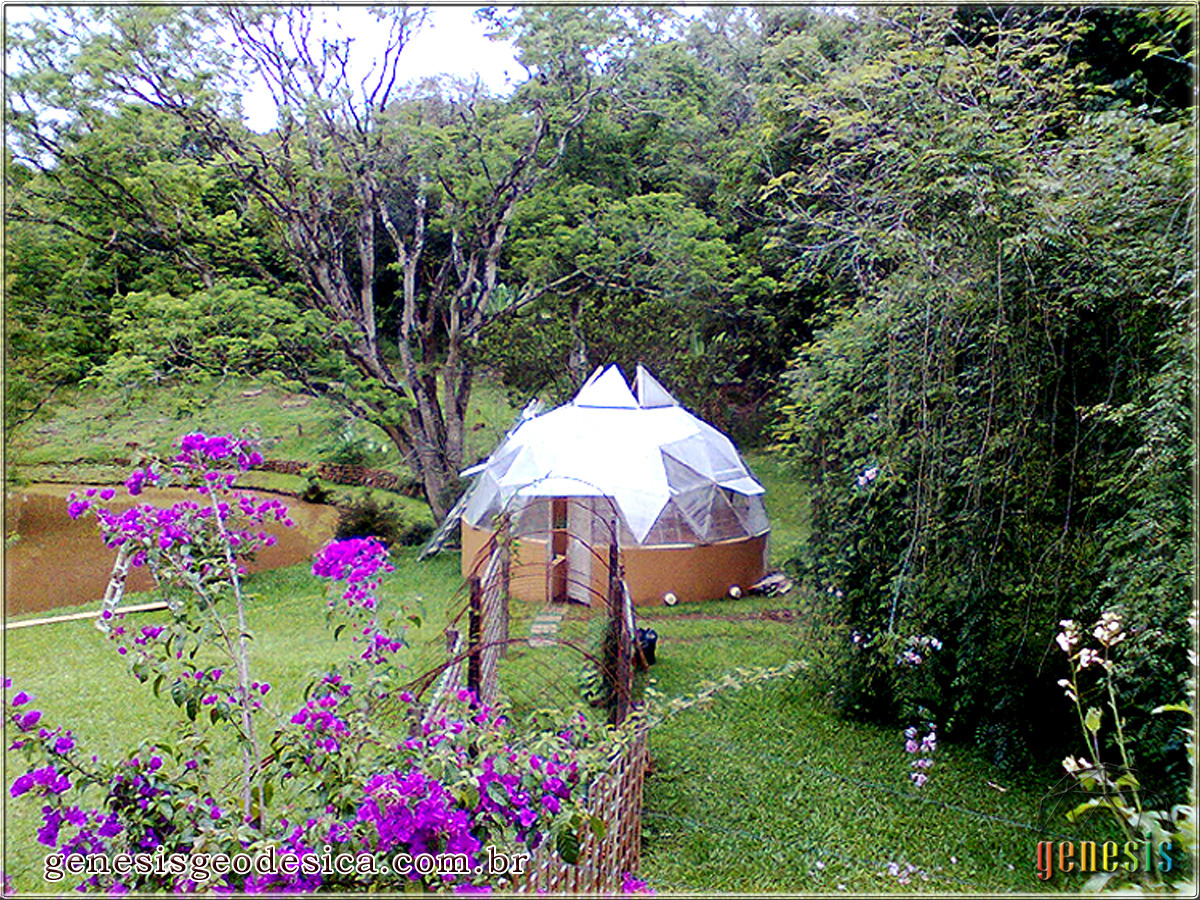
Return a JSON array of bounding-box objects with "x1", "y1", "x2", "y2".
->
[{"x1": 528, "y1": 605, "x2": 566, "y2": 648}]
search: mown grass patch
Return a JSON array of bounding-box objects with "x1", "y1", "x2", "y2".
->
[
  {"x1": 635, "y1": 598, "x2": 1062, "y2": 893},
  {"x1": 643, "y1": 678, "x2": 1059, "y2": 893}
]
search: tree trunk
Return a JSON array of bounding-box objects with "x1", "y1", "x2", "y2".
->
[{"x1": 568, "y1": 296, "x2": 590, "y2": 387}]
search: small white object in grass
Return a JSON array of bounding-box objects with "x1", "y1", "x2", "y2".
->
[
  {"x1": 663, "y1": 592, "x2": 678, "y2": 606},
  {"x1": 728, "y1": 585, "x2": 742, "y2": 599}
]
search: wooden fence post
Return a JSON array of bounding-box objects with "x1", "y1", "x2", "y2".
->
[
  {"x1": 499, "y1": 537, "x2": 511, "y2": 659},
  {"x1": 467, "y1": 576, "x2": 482, "y2": 698},
  {"x1": 608, "y1": 540, "x2": 631, "y2": 727}
]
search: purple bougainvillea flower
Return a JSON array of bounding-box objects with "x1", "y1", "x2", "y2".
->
[{"x1": 17, "y1": 710, "x2": 42, "y2": 730}]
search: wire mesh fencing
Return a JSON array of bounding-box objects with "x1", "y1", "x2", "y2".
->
[{"x1": 403, "y1": 495, "x2": 651, "y2": 890}]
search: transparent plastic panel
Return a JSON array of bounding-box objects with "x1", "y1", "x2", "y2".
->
[
  {"x1": 462, "y1": 471, "x2": 502, "y2": 526},
  {"x1": 660, "y1": 434, "x2": 716, "y2": 479},
  {"x1": 707, "y1": 488, "x2": 745, "y2": 542},
  {"x1": 675, "y1": 484, "x2": 714, "y2": 541},
  {"x1": 730, "y1": 491, "x2": 770, "y2": 536},
  {"x1": 510, "y1": 496, "x2": 550, "y2": 538},
  {"x1": 694, "y1": 421, "x2": 749, "y2": 481},
  {"x1": 644, "y1": 500, "x2": 703, "y2": 546},
  {"x1": 488, "y1": 443, "x2": 523, "y2": 481},
  {"x1": 587, "y1": 496, "x2": 623, "y2": 546},
  {"x1": 661, "y1": 449, "x2": 713, "y2": 492}
]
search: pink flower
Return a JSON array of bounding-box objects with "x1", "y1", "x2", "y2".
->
[{"x1": 620, "y1": 873, "x2": 654, "y2": 894}]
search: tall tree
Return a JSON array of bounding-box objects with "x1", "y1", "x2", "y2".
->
[{"x1": 6, "y1": 6, "x2": 642, "y2": 516}]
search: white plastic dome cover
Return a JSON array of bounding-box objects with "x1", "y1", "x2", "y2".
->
[{"x1": 461, "y1": 365, "x2": 769, "y2": 545}]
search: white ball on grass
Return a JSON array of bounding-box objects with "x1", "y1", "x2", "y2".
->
[
  {"x1": 663, "y1": 592, "x2": 678, "y2": 606},
  {"x1": 728, "y1": 585, "x2": 743, "y2": 599}
]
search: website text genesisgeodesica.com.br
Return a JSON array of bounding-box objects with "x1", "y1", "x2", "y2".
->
[{"x1": 44, "y1": 845, "x2": 531, "y2": 884}]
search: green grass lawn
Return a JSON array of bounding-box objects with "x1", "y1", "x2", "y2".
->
[
  {"x1": 6, "y1": 376, "x2": 516, "y2": 478},
  {"x1": 634, "y1": 594, "x2": 1061, "y2": 892}
]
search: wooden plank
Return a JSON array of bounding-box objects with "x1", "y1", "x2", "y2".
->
[{"x1": 4, "y1": 601, "x2": 170, "y2": 631}]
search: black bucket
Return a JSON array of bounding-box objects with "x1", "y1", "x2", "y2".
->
[{"x1": 636, "y1": 627, "x2": 658, "y2": 667}]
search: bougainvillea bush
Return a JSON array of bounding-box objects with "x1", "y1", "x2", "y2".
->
[{"x1": 6, "y1": 434, "x2": 628, "y2": 893}]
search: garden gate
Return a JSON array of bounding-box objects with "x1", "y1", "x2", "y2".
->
[{"x1": 416, "y1": 496, "x2": 649, "y2": 891}]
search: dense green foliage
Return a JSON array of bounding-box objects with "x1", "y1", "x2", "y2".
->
[
  {"x1": 6, "y1": 1, "x2": 1193, "y2": 813},
  {"x1": 767, "y1": 7, "x2": 1193, "y2": 793}
]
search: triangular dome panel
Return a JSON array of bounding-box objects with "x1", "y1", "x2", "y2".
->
[
  {"x1": 661, "y1": 450, "x2": 713, "y2": 493},
  {"x1": 573, "y1": 364, "x2": 638, "y2": 408},
  {"x1": 636, "y1": 364, "x2": 678, "y2": 408},
  {"x1": 644, "y1": 500, "x2": 703, "y2": 545}
]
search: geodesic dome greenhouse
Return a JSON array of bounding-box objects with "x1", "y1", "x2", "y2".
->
[{"x1": 459, "y1": 364, "x2": 769, "y2": 605}]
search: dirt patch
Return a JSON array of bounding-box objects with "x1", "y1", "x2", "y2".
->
[{"x1": 638, "y1": 608, "x2": 797, "y2": 624}]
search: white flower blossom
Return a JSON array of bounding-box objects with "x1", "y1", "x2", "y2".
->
[
  {"x1": 1093, "y1": 611, "x2": 1126, "y2": 647},
  {"x1": 1077, "y1": 647, "x2": 1102, "y2": 668},
  {"x1": 1062, "y1": 755, "x2": 1092, "y2": 774}
]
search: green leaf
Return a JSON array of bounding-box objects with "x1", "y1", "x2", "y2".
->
[
  {"x1": 485, "y1": 780, "x2": 509, "y2": 806},
  {"x1": 1115, "y1": 772, "x2": 1141, "y2": 790},
  {"x1": 1066, "y1": 798, "x2": 1104, "y2": 823},
  {"x1": 457, "y1": 784, "x2": 480, "y2": 810},
  {"x1": 556, "y1": 829, "x2": 581, "y2": 865},
  {"x1": 1085, "y1": 707, "x2": 1102, "y2": 734},
  {"x1": 1152, "y1": 702, "x2": 1191, "y2": 715}
]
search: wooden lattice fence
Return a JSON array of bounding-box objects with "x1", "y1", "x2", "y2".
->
[
  {"x1": 516, "y1": 728, "x2": 649, "y2": 893},
  {"x1": 421, "y1": 544, "x2": 510, "y2": 725}
]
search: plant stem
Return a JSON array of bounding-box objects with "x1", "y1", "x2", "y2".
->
[
  {"x1": 207, "y1": 487, "x2": 266, "y2": 826},
  {"x1": 1105, "y1": 655, "x2": 1141, "y2": 815}
]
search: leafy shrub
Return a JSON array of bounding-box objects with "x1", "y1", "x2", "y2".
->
[
  {"x1": 335, "y1": 491, "x2": 433, "y2": 547},
  {"x1": 317, "y1": 419, "x2": 387, "y2": 466},
  {"x1": 298, "y1": 467, "x2": 332, "y2": 504},
  {"x1": 770, "y1": 9, "x2": 1191, "y2": 783}
]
